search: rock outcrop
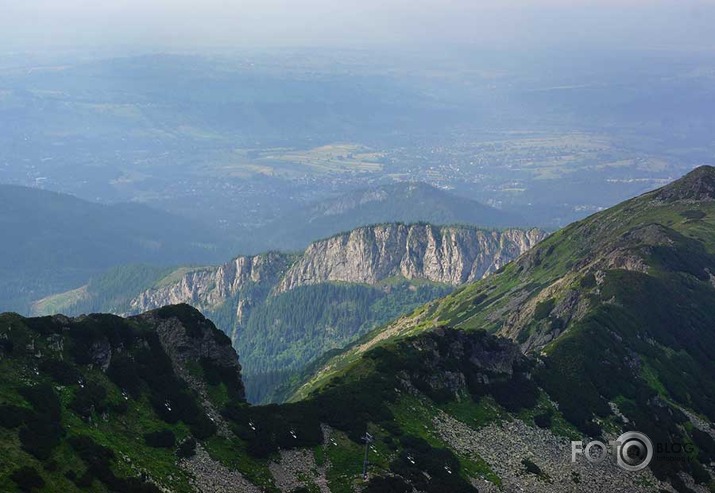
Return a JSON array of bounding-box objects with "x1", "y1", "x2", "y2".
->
[
  {"x1": 133, "y1": 304, "x2": 246, "y2": 403},
  {"x1": 130, "y1": 252, "x2": 292, "y2": 315},
  {"x1": 274, "y1": 224, "x2": 546, "y2": 292},
  {"x1": 653, "y1": 165, "x2": 715, "y2": 202}
]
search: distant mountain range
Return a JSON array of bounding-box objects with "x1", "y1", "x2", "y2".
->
[
  {"x1": 248, "y1": 182, "x2": 527, "y2": 251},
  {"x1": 0, "y1": 185, "x2": 234, "y2": 313},
  {"x1": 0, "y1": 181, "x2": 526, "y2": 313},
  {"x1": 35, "y1": 223, "x2": 545, "y2": 403}
]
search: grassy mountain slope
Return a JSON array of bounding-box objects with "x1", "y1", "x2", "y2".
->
[
  {"x1": 0, "y1": 185, "x2": 231, "y2": 312},
  {"x1": 286, "y1": 166, "x2": 715, "y2": 491}
]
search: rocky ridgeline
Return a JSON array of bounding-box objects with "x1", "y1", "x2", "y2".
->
[
  {"x1": 135, "y1": 305, "x2": 247, "y2": 425},
  {"x1": 275, "y1": 224, "x2": 546, "y2": 292},
  {"x1": 135, "y1": 306, "x2": 243, "y2": 380},
  {"x1": 129, "y1": 224, "x2": 546, "y2": 332},
  {"x1": 130, "y1": 252, "x2": 291, "y2": 316}
]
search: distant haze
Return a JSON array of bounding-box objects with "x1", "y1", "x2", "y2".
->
[{"x1": 2, "y1": 0, "x2": 715, "y2": 52}]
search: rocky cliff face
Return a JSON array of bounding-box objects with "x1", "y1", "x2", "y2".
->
[
  {"x1": 275, "y1": 224, "x2": 547, "y2": 292},
  {"x1": 398, "y1": 327, "x2": 530, "y2": 398},
  {"x1": 134, "y1": 304, "x2": 246, "y2": 416},
  {"x1": 134, "y1": 305, "x2": 245, "y2": 401},
  {"x1": 129, "y1": 225, "x2": 545, "y2": 319},
  {"x1": 130, "y1": 252, "x2": 292, "y2": 318}
]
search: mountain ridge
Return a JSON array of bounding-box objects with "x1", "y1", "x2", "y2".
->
[
  {"x1": 251, "y1": 181, "x2": 528, "y2": 251},
  {"x1": 293, "y1": 166, "x2": 715, "y2": 396},
  {"x1": 274, "y1": 223, "x2": 544, "y2": 292},
  {"x1": 0, "y1": 304, "x2": 249, "y2": 492},
  {"x1": 127, "y1": 224, "x2": 545, "y2": 316}
]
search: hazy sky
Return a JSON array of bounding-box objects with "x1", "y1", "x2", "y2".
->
[{"x1": 2, "y1": 0, "x2": 715, "y2": 53}]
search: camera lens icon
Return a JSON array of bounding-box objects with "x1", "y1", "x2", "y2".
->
[{"x1": 615, "y1": 431, "x2": 653, "y2": 472}]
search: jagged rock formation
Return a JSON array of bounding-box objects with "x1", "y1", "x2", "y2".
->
[
  {"x1": 130, "y1": 224, "x2": 546, "y2": 318},
  {"x1": 135, "y1": 305, "x2": 246, "y2": 403},
  {"x1": 275, "y1": 224, "x2": 546, "y2": 292},
  {"x1": 130, "y1": 252, "x2": 292, "y2": 319},
  {"x1": 391, "y1": 327, "x2": 533, "y2": 403}
]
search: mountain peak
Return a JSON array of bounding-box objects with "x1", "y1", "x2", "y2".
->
[{"x1": 654, "y1": 165, "x2": 715, "y2": 202}]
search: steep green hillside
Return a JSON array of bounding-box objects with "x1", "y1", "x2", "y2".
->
[
  {"x1": 242, "y1": 280, "x2": 452, "y2": 403},
  {"x1": 0, "y1": 305, "x2": 247, "y2": 493}
]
